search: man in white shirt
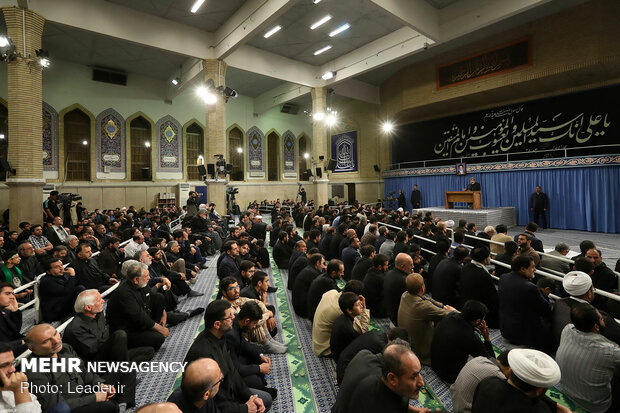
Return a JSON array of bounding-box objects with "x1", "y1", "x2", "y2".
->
[
  {"x1": 124, "y1": 233, "x2": 147, "y2": 259},
  {"x1": 0, "y1": 342, "x2": 43, "y2": 413}
]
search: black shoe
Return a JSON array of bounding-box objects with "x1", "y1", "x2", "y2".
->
[
  {"x1": 265, "y1": 387, "x2": 278, "y2": 400},
  {"x1": 267, "y1": 286, "x2": 278, "y2": 293},
  {"x1": 188, "y1": 289, "x2": 204, "y2": 297},
  {"x1": 189, "y1": 307, "x2": 205, "y2": 317}
]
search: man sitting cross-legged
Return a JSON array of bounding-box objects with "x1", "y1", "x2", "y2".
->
[
  {"x1": 219, "y1": 277, "x2": 286, "y2": 354},
  {"x1": 185, "y1": 300, "x2": 271, "y2": 413}
]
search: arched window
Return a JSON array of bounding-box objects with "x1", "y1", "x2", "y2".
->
[
  {"x1": 64, "y1": 109, "x2": 91, "y2": 181},
  {"x1": 298, "y1": 134, "x2": 308, "y2": 180},
  {"x1": 0, "y1": 103, "x2": 7, "y2": 181},
  {"x1": 186, "y1": 123, "x2": 204, "y2": 180},
  {"x1": 228, "y1": 127, "x2": 244, "y2": 181},
  {"x1": 267, "y1": 132, "x2": 279, "y2": 181},
  {"x1": 130, "y1": 117, "x2": 152, "y2": 181}
]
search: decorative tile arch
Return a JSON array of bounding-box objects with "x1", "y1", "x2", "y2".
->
[
  {"x1": 282, "y1": 130, "x2": 297, "y2": 179},
  {"x1": 95, "y1": 108, "x2": 126, "y2": 177},
  {"x1": 246, "y1": 126, "x2": 265, "y2": 178},
  {"x1": 42, "y1": 102, "x2": 59, "y2": 173},
  {"x1": 155, "y1": 115, "x2": 183, "y2": 179}
]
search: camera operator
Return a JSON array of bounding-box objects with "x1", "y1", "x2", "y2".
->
[
  {"x1": 43, "y1": 190, "x2": 60, "y2": 224},
  {"x1": 186, "y1": 191, "x2": 200, "y2": 217},
  {"x1": 298, "y1": 187, "x2": 307, "y2": 204}
]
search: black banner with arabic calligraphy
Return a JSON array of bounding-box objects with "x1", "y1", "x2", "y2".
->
[{"x1": 392, "y1": 85, "x2": 619, "y2": 164}]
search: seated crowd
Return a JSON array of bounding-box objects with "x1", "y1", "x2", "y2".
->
[{"x1": 0, "y1": 196, "x2": 619, "y2": 413}]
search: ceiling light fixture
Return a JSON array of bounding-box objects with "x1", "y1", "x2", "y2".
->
[
  {"x1": 197, "y1": 85, "x2": 217, "y2": 105},
  {"x1": 314, "y1": 45, "x2": 332, "y2": 55},
  {"x1": 326, "y1": 113, "x2": 337, "y2": 126},
  {"x1": 171, "y1": 78, "x2": 179, "y2": 85},
  {"x1": 329, "y1": 23, "x2": 350, "y2": 37},
  {"x1": 313, "y1": 112, "x2": 325, "y2": 121},
  {"x1": 144, "y1": 141, "x2": 151, "y2": 148},
  {"x1": 321, "y1": 71, "x2": 335, "y2": 80},
  {"x1": 310, "y1": 15, "x2": 331, "y2": 30},
  {"x1": 82, "y1": 140, "x2": 88, "y2": 146},
  {"x1": 236, "y1": 147, "x2": 243, "y2": 153},
  {"x1": 0, "y1": 134, "x2": 5, "y2": 140},
  {"x1": 190, "y1": 0, "x2": 205, "y2": 13},
  {"x1": 264, "y1": 25, "x2": 282, "y2": 38},
  {"x1": 312, "y1": 0, "x2": 322, "y2": 3},
  {"x1": 304, "y1": 153, "x2": 310, "y2": 159},
  {"x1": 0, "y1": 35, "x2": 9, "y2": 48}
]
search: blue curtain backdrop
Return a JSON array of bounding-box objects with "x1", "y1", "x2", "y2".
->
[{"x1": 384, "y1": 165, "x2": 620, "y2": 233}]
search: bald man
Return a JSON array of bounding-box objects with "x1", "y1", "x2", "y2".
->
[
  {"x1": 384, "y1": 253, "x2": 414, "y2": 325},
  {"x1": 24, "y1": 324, "x2": 124, "y2": 413},
  {"x1": 168, "y1": 358, "x2": 220, "y2": 412},
  {"x1": 398, "y1": 273, "x2": 455, "y2": 365},
  {"x1": 347, "y1": 343, "x2": 426, "y2": 413},
  {"x1": 136, "y1": 403, "x2": 182, "y2": 413}
]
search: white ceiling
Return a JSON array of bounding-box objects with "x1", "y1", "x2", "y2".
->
[{"x1": 0, "y1": 0, "x2": 591, "y2": 109}]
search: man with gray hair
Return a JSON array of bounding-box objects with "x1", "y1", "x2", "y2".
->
[
  {"x1": 541, "y1": 242, "x2": 571, "y2": 274},
  {"x1": 63, "y1": 289, "x2": 155, "y2": 362},
  {"x1": 106, "y1": 261, "x2": 169, "y2": 351}
]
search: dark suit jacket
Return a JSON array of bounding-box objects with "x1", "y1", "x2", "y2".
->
[
  {"x1": 273, "y1": 240, "x2": 292, "y2": 269},
  {"x1": 39, "y1": 274, "x2": 80, "y2": 322},
  {"x1": 218, "y1": 254, "x2": 241, "y2": 284},
  {"x1": 224, "y1": 318, "x2": 263, "y2": 378},
  {"x1": 498, "y1": 271, "x2": 552, "y2": 350},
  {"x1": 330, "y1": 313, "x2": 358, "y2": 362},
  {"x1": 431, "y1": 257, "x2": 463, "y2": 309},
  {"x1": 341, "y1": 246, "x2": 360, "y2": 281},
  {"x1": 351, "y1": 257, "x2": 373, "y2": 281},
  {"x1": 307, "y1": 274, "x2": 340, "y2": 320},
  {"x1": 292, "y1": 266, "x2": 320, "y2": 318},
  {"x1": 63, "y1": 312, "x2": 109, "y2": 360},
  {"x1": 363, "y1": 268, "x2": 387, "y2": 318},
  {"x1": 460, "y1": 263, "x2": 499, "y2": 328},
  {"x1": 288, "y1": 255, "x2": 308, "y2": 291},
  {"x1": 185, "y1": 330, "x2": 253, "y2": 413},
  {"x1": 383, "y1": 267, "x2": 409, "y2": 325},
  {"x1": 0, "y1": 308, "x2": 26, "y2": 354}
]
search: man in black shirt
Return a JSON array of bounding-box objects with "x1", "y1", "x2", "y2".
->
[
  {"x1": 106, "y1": 261, "x2": 169, "y2": 351},
  {"x1": 0, "y1": 283, "x2": 26, "y2": 354},
  {"x1": 330, "y1": 292, "x2": 365, "y2": 362},
  {"x1": 384, "y1": 253, "x2": 414, "y2": 325},
  {"x1": 431, "y1": 300, "x2": 494, "y2": 383},
  {"x1": 529, "y1": 186, "x2": 549, "y2": 229},
  {"x1": 307, "y1": 259, "x2": 343, "y2": 321},
  {"x1": 185, "y1": 300, "x2": 271, "y2": 413},
  {"x1": 346, "y1": 343, "x2": 425, "y2": 413},
  {"x1": 72, "y1": 243, "x2": 118, "y2": 291},
  {"x1": 362, "y1": 254, "x2": 389, "y2": 318},
  {"x1": 292, "y1": 254, "x2": 326, "y2": 318}
]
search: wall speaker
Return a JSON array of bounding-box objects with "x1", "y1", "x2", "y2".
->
[
  {"x1": 206, "y1": 164, "x2": 215, "y2": 177},
  {"x1": 326, "y1": 159, "x2": 337, "y2": 171},
  {"x1": 197, "y1": 165, "x2": 207, "y2": 176},
  {"x1": 373, "y1": 164, "x2": 380, "y2": 172},
  {"x1": 315, "y1": 167, "x2": 322, "y2": 178}
]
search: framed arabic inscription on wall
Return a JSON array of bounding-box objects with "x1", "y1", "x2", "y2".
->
[{"x1": 436, "y1": 38, "x2": 531, "y2": 89}]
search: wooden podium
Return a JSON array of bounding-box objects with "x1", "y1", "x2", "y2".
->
[{"x1": 445, "y1": 191, "x2": 482, "y2": 210}]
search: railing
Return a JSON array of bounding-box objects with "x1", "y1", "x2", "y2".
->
[
  {"x1": 14, "y1": 239, "x2": 131, "y2": 315},
  {"x1": 376, "y1": 221, "x2": 620, "y2": 304},
  {"x1": 169, "y1": 211, "x2": 187, "y2": 231}
]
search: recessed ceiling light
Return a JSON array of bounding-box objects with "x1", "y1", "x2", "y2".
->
[
  {"x1": 190, "y1": 0, "x2": 205, "y2": 13},
  {"x1": 314, "y1": 45, "x2": 332, "y2": 55},
  {"x1": 264, "y1": 25, "x2": 282, "y2": 38},
  {"x1": 310, "y1": 15, "x2": 331, "y2": 30},
  {"x1": 329, "y1": 23, "x2": 350, "y2": 37}
]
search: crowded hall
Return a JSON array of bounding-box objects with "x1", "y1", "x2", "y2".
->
[{"x1": 0, "y1": 0, "x2": 619, "y2": 412}]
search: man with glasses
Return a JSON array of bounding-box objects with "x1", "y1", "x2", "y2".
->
[
  {"x1": 106, "y1": 261, "x2": 168, "y2": 351},
  {"x1": 219, "y1": 277, "x2": 285, "y2": 354},
  {"x1": 0, "y1": 342, "x2": 44, "y2": 413},
  {"x1": 185, "y1": 300, "x2": 271, "y2": 413},
  {"x1": 168, "y1": 358, "x2": 221, "y2": 413}
]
